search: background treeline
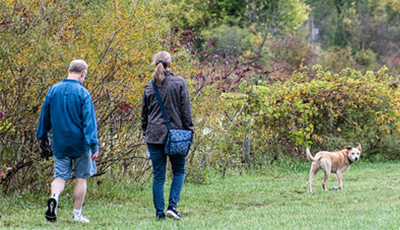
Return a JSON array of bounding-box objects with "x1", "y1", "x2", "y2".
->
[{"x1": 1, "y1": 0, "x2": 400, "y2": 194}]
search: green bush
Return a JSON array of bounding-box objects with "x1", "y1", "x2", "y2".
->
[
  {"x1": 267, "y1": 35, "x2": 318, "y2": 79},
  {"x1": 201, "y1": 25, "x2": 256, "y2": 59},
  {"x1": 221, "y1": 66, "x2": 400, "y2": 160},
  {"x1": 354, "y1": 49, "x2": 377, "y2": 71},
  {"x1": 320, "y1": 47, "x2": 358, "y2": 72}
]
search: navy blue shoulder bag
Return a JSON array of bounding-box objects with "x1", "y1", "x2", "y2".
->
[{"x1": 151, "y1": 80, "x2": 193, "y2": 156}]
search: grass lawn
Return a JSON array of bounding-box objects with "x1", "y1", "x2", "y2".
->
[{"x1": 1, "y1": 160, "x2": 399, "y2": 229}]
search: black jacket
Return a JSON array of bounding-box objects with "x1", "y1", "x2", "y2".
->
[{"x1": 141, "y1": 71, "x2": 194, "y2": 144}]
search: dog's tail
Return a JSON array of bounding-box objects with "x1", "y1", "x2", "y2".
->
[{"x1": 306, "y1": 148, "x2": 316, "y2": 162}]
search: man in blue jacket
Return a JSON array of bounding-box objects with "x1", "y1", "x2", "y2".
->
[{"x1": 37, "y1": 59, "x2": 99, "y2": 223}]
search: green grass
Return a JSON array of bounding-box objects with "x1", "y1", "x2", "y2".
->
[{"x1": 1, "y1": 161, "x2": 400, "y2": 229}]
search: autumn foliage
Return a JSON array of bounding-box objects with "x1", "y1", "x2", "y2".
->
[
  {"x1": 0, "y1": 0, "x2": 195, "y2": 194},
  {"x1": 221, "y1": 66, "x2": 400, "y2": 160},
  {"x1": 1, "y1": 0, "x2": 400, "y2": 194}
]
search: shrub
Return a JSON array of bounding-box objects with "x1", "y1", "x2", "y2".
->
[
  {"x1": 201, "y1": 25, "x2": 256, "y2": 59},
  {"x1": 0, "y1": 0, "x2": 192, "y2": 194},
  {"x1": 354, "y1": 49, "x2": 377, "y2": 71},
  {"x1": 221, "y1": 66, "x2": 400, "y2": 161},
  {"x1": 319, "y1": 46, "x2": 359, "y2": 72},
  {"x1": 267, "y1": 35, "x2": 318, "y2": 80}
]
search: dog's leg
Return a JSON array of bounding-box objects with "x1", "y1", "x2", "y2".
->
[
  {"x1": 320, "y1": 159, "x2": 331, "y2": 191},
  {"x1": 332, "y1": 172, "x2": 343, "y2": 190},
  {"x1": 321, "y1": 165, "x2": 331, "y2": 191},
  {"x1": 322, "y1": 170, "x2": 330, "y2": 191},
  {"x1": 308, "y1": 163, "x2": 319, "y2": 193}
]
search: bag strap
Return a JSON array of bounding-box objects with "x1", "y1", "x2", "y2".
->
[{"x1": 151, "y1": 80, "x2": 172, "y2": 130}]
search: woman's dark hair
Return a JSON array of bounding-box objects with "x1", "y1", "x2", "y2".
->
[{"x1": 152, "y1": 51, "x2": 172, "y2": 87}]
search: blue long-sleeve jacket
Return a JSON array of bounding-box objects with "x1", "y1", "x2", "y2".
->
[{"x1": 36, "y1": 79, "x2": 99, "y2": 158}]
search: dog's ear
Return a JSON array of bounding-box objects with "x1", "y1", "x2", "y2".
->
[
  {"x1": 357, "y1": 143, "x2": 362, "y2": 151},
  {"x1": 345, "y1": 146, "x2": 353, "y2": 151}
]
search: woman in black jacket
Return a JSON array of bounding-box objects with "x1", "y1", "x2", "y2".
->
[{"x1": 141, "y1": 51, "x2": 194, "y2": 220}]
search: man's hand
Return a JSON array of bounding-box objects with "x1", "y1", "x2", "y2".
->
[{"x1": 91, "y1": 151, "x2": 99, "y2": 161}]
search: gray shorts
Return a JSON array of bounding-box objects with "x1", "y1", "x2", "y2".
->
[{"x1": 54, "y1": 151, "x2": 97, "y2": 180}]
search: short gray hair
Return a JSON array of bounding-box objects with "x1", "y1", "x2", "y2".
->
[{"x1": 69, "y1": 59, "x2": 88, "y2": 73}]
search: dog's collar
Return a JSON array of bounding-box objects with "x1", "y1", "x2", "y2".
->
[{"x1": 348, "y1": 157, "x2": 353, "y2": 165}]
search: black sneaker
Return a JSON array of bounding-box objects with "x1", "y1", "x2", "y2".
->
[
  {"x1": 45, "y1": 198, "x2": 58, "y2": 222},
  {"x1": 166, "y1": 205, "x2": 182, "y2": 220},
  {"x1": 156, "y1": 213, "x2": 166, "y2": 220}
]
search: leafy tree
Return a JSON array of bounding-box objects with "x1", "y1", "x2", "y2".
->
[
  {"x1": 306, "y1": 0, "x2": 400, "y2": 53},
  {"x1": 0, "y1": 0, "x2": 195, "y2": 194},
  {"x1": 165, "y1": 0, "x2": 246, "y2": 30},
  {"x1": 244, "y1": 0, "x2": 310, "y2": 35},
  {"x1": 165, "y1": 0, "x2": 309, "y2": 59}
]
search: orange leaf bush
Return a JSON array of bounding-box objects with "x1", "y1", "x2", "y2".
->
[{"x1": 0, "y1": 0, "x2": 200, "y2": 193}]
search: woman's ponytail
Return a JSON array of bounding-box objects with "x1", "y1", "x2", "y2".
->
[
  {"x1": 152, "y1": 51, "x2": 172, "y2": 87},
  {"x1": 153, "y1": 62, "x2": 166, "y2": 87}
]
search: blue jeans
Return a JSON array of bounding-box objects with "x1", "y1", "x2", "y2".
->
[{"x1": 147, "y1": 143, "x2": 186, "y2": 217}]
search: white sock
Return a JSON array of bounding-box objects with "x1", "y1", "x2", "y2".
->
[
  {"x1": 51, "y1": 194, "x2": 59, "y2": 203},
  {"x1": 73, "y1": 209, "x2": 82, "y2": 217}
]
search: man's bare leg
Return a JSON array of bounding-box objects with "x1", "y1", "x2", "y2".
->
[
  {"x1": 51, "y1": 178, "x2": 66, "y2": 198},
  {"x1": 71, "y1": 178, "x2": 90, "y2": 222},
  {"x1": 46, "y1": 178, "x2": 66, "y2": 222}
]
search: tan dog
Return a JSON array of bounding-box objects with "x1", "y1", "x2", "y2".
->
[{"x1": 306, "y1": 144, "x2": 361, "y2": 193}]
